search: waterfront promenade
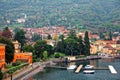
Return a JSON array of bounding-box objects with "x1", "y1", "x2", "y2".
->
[
  {"x1": 3, "y1": 55, "x2": 120, "y2": 80},
  {"x1": 3, "y1": 62, "x2": 45, "y2": 80}
]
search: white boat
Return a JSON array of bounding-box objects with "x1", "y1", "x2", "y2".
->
[
  {"x1": 84, "y1": 65, "x2": 94, "y2": 69},
  {"x1": 67, "y1": 65, "x2": 76, "y2": 70},
  {"x1": 83, "y1": 70, "x2": 95, "y2": 74}
]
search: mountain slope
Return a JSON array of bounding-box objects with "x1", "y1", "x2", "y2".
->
[{"x1": 0, "y1": 0, "x2": 120, "y2": 30}]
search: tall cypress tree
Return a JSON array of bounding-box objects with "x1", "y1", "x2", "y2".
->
[
  {"x1": 84, "y1": 31, "x2": 90, "y2": 56},
  {"x1": 109, "y1": 31, "x2": 112, "y2": 40},
  {"x1": 78, "y1": 36, "x2": 84, "y2": 55}
]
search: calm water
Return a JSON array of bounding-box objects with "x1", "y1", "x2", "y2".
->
[{"x1": 32, "y1": 58, "x2": 120, "y2": 80}]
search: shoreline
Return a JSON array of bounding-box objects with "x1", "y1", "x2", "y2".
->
[{"x1": 4, "y1": 55, "x2": 120, "y2": 80}]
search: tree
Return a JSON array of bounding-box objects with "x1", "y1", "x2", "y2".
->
[
  {"x1": 1, "y1": 27, "x2": 12, "y2": 39},
  {"x1": 34, "y1": 40, "x2": 47, "y2": 58},
  {"x1": 0, "y1": 69, "x2": 3, "y2": 80},
  {"x1": 22, "y1": 44, "x2": 34, "y2": 52},
  {"x1": 56, "y1": 34, "x2": 65, "y2": 53},
  {"x1": 69, "y1": 29, "x2": 77, "y2": 39},
  {"x1": 53, "y1": 34, "x2": 59, "y2": 46},
  {"x1": 0, "y1": 36, "x2": 14, "y2": 63},
  {"x1": 109, "y1": 31, "x2": 112, "y2": 40},
  {"x1": 42, "y1": 51, "x2": 48, "y2": 60},
  {"x1": 78, "y1": 36, "x2": 84, "y2": 55},
  {"x1": 84, "y1": 31, "x2": 90, "y2": 56},
  {"x1": 64, "y1": 38, "x2": 78, "y2": 55},
  {"x1": 32, "y1": 33, "x2": 41, "y2": 42},
  {"x1": 99, "y1": 32, "x2": 105, "y2": 40},
  {"x1": 14, "y1": 29, "x2": 26, "y2": 48},
  {"x1": 47, "y1": 34, "x2": 52, "y2": 40},
  {"x1": 34, "y1": 40, "x2": 53, "y2": 59}
]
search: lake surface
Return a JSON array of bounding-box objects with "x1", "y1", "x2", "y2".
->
[{"x1": 31, "y1": 58, "x2": 120, "y2": 80}]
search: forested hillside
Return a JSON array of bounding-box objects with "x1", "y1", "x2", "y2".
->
[{"x1": 0, "y1": 0, "x2": 120, "y2": 31}]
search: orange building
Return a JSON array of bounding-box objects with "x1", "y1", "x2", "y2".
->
[
  {"x1": 12, "y1": 41, "x2": 32, "y2": 64},
  {"x1": 0, "y1": 43, "x2": 6, "y2": 69},
  {"x1": 13, "y1": 52, "x2": 32, "y2": 64}
]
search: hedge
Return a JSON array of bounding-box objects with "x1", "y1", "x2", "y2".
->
[{"x1": 7, "y1": 63, "x2": 29, "y2": 74}]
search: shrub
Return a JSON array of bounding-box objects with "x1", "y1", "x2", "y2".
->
[
  {"x1": 5, "y1": 65, "x2": 13, "y2": 69},
  {"x1": 7, "y1": 63, "x2": 29, "y2": 74},
  {"x1": 12, "y1": 61, "x2": 21, "y2": 66},
  {"x1": 54, "y1": 52, "x2": 65, "y2": 58}
]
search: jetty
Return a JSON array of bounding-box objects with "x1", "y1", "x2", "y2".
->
[
  {"x1": 46, "y1": 66, "x2": 67, "y2": 69},
  {"x1": 75, "y1": 65, "x2": 83, "y2": 73},
  {"x1": 83, "y1": 67, "x2": 108, "y2": 70},
  {"x1": 108, "y1": 65, "x2": 117, "y2": 74}
]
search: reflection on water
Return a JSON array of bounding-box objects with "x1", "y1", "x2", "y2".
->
[{"x1": 31, "y1": 58, "x2": 120, "y2": 80}]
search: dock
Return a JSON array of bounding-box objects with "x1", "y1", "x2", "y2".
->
[
  {"x1": 75, "y1": 65, "x2": 83, "y2": 73},
  {"x1": 108, "y1": 65, "x2": 117, "y2": 74},
  {"x1": 83, "y1": 67, "x2": 108, "y2": 70},
  {"x1": 46, "y1": 66, "x2": 67, "y2": 69}
]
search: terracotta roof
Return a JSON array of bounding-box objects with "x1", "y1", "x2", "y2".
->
[{"x1": 103, "y1": 44, "x2": 116, "y2": 50}]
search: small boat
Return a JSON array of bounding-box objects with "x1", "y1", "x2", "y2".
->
[
  {"x1": 84, "y1": 65, "x2": 94, "y2": 69},
  {"x1": 67, "y1": 65, "x2": 76, "y2": 70},
  {"x1": 83, "y1": 70, "x2": 95, "y2": 74}
]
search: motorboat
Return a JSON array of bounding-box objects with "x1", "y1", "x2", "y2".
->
[
  {"x1": 83, "y1": 70, "x2": 95, "y2": 74},
  {"x1": 84, "y1": 65, "x2": 94, "y2": 69},
  {"x1": 67, "y1": 65, "x2": 76, "y2": 70}
]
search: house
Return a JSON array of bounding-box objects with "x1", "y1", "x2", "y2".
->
[
  {"x1": 91, "y1": 40, "x2": 118, "y2": 55},
  {"x1": 90, "y1": 45, "x2": 97, "y2": 54},
  {"x1": 12, "y1": 41, "x2": 32, "y2": 64},
  {"x1": 13, "y1": 52, "x2": 32, "y2": 64},
  {"x1": 0, "y1": 43, "x2": 6, "y2": 69},
  {"x1": 102, "y1": 44, "x2": 117, "y2": 54}
]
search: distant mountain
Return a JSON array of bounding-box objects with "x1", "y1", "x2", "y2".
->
[{"x1": 0, "y1": 0, "x2": 120, "y2": 31}]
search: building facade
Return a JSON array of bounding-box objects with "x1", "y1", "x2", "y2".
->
[{"x1": 0, "y1": 43, "x2": 6, "y2": 69}]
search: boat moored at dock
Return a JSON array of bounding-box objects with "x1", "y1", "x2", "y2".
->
[
  {"x1": 67, "y1": 65, "x2": 76, "y2": 70},
  {"x1": 83, "y1": 70, "x2": 95, "y2": 74}
]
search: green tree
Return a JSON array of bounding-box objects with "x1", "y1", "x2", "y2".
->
[
  {"x1": 0, "y1": 69, "x2": 3, "y2": 80},
  {"x1": 69, "y1": 29, "x2": 77, "y2": 39},
  {"x1": 47, "y1": 34, "x2": 52, "y2": 40},
  {"x1": 78, "y1": 36, "x2": 84, "y2": 55},
  {"x1": 64, "y1": 38, "x2": 78, "y2": 55},
  {"x1": 34, "y1": 40, "x2": 53, "y2": 59},
  {"x1": 99, "y1": 32, "x2": 105, "y2": 40},
  {"x1": 14, "y1": 29, "x2": 26, "y2": 48},
  {"x1": 22, "y1": 44, "x2": 34, "y2": 52},
  {"x1": 109, "y1": 31, "x2": 112, "y2": 40},
  {"x1": 44, "y1": 45, "x2": 54, "y2": 56},
  {"x1": 32, "y1": 33, "x2": 41, "y2": 42},
  {"x1": 34, "y1": 40, "x2": 47, "y2": 58},
  {"x1": 42, "y1": 51, "x2": 48, "y2": 60},
  {"x1": 84, "y1": 31, "x2": 90, "y2": 56},
  {"x1": 0, "y1": 37, "x2": 14, "y2": 63},
  {"x1": 56, "y1": 34, "x2": 65, "y2": 53},
  {"x1": 14, "y1": 27, "x2": 20, "y2": 34}
]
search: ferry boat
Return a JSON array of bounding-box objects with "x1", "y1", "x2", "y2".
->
[
  {"x1": 83, "y1": 70, "x2": 95, "y2": 74},
  {"x1": 67, "y1": 65, "x2": 76, "y2": 70},
  {"x1": 84, "y1": 65, "x2": 94, "y2": 69}
]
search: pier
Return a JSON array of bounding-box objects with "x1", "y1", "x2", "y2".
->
[
  {"x1": 108, "y1": 65, "x2": 117, "y2": 74},
  {"x1": 75, "y1": 65, "x2": 83, "y2": 73},
  {"x1": 83, "y1": 67, "x2": 108, "y2": 70},
  {"x1": 46, "y1": 66, "x2": 67, "y2": 69}
]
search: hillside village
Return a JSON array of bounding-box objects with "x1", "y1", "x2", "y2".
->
[
  {"x1": 22, "y1": 27, "x2": 120, "y2": 55},
  {"x1": 0, "y1": 26, "x2": 120, "y2": 69}
]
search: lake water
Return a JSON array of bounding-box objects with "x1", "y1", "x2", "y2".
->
[{"x1": 31, "y1": 58, "x2": 120, "y2": 80}]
